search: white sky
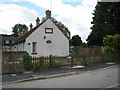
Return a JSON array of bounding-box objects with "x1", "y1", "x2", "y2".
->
[{"x1": 0, "y1": 0, "x2": 98, "y2": 42}]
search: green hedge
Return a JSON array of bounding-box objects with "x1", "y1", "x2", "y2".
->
[{"x1": 23, "y1": 52, "x2": 32, "y2": 71}]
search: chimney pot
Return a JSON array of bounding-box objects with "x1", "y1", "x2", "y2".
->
[
  {"x1": 45, "y1": 10, "x2": 51, "y2": 19},
  {"x1": 30, "y1": 23, "x2": 33, "y2": 30},
  {"x1": 36, "y1": 17, "x2": 40, "y2": 26}
]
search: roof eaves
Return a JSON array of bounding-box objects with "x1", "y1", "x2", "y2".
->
[{"x1": 13, "y1": 20, "x2": 46, "y2": 45}]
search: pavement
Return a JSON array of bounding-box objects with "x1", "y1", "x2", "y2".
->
[{"x1": 1, "y1": 62, "x2": 119, "y2": 85}]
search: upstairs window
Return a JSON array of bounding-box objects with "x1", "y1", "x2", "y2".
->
[
  {"x1": 6, "y1": 40, "x2": 9, "y2": 44},
  {"x1": 45, "y1": 28, "x2": 53, "y2": 34},
  {"x1": 9, "y1": 41, "x2": 12, "y2": 45},
  {"x1": 3, "y1": 40, "x2": 9, "y2": 45}
]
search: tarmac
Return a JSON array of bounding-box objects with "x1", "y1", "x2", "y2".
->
[{"x1": 1, "y1": 62, "x2": 119, "y2": 85}]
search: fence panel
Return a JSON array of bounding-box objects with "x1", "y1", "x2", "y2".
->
[
  {"x1": 30, "y1": 56, "x2": 72, "y2": 70},
  {"x1": 2, "y1": 52, "x2": 119, "y2": 74},
  {"x1": 52, "y1": 56, "x2": 71, "y2": 68},
  {"x1": 2, "y1": 51, "x2": 26, "y2": 74},
  {"x1": 31, "y1": 56, "x2": 50, "y2": 70},
  {"x1": 73, "y1": 54, "x2": 119, "y2": 66}
]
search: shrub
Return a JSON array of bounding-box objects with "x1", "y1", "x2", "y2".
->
[
  {"x1": 42, "y1": 63, "x2": 49, "y2": 69},
  {"x1": 3, "y1": 49, "x2": 12, "y2": 52},
  {"x1": 23, "y1": 52, "x2": 32, "y2": 71},
  {"x1": 31, "y1": 59, "x2": 43, "y2": 70},
  {"x1": 31, "y1": 55, "x2": 49, "y2": 70},
  {"x1": 103, "y1": 34, "x2": 120, "y2": 54},
  {"x1": 52, "y1": 61, "x2": 62, "y2": 68},
  {"x1": 39, "y1": 54, "x2": 45, "y2": 58}
]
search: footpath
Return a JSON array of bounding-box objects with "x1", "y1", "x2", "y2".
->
[{"x1": 1, "y1": 62, "x2": 119, "y2": 85}]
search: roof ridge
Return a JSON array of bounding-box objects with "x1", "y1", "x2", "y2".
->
[{"x1": 13, "y1": 20, "x2": 47, "y2": 45}]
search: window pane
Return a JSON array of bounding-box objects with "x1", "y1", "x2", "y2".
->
[
  {"x1": 9, "y1": 41, "x2": 12, "y2": 45},
  {"x1": 45, "y1": 28, "x2": 53, "y2": 34},
  {"x1": 6, "y1": 41, "x2": 9, "y2": 44},
  {"x1": 32, "y1": 42, "x2": 36, "y2": 52}
]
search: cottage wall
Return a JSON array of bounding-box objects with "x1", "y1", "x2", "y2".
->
[
  {"x1": 18, "y1": 42, "x2": 25, "y2": 51},
  {"x1": 25, "y1": 19, "x2": 69, "y2": 56},
  {"x1": 12, "y1": 45, "x2": 17, "y2": 51},
  {"x1": 12, "y1": 42, "x2": 25, "y2": 51}
]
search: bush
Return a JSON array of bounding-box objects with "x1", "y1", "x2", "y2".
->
[
  {"x1": 3, "y1": 49, "x2": 12, "y2": 52},
  {"x1": 31, "y1": 55, "x2": 44, "y2": 70},
  {"x1": 38, "y1": 55, "x2": 45, "y2": 58},
  {"x1": 23, "y1": 52, "x2": 32, "y2": 71},
  {"x1": 103, "y1": 34, "x2": 120, "y2": 54},
  {"x1": 32, "y1": 60, "x2": 62, "y2": 70},
  {"x1": 52, "y1": 61, "x2": 62, "y2": 68},
  {"x1": 31, "y1": 55, "x2": 50, "y2": 70},
  {"x1": 32, "y1": 59, "x2": 44, "y2": 70},
  {"x1": 42, "y1": 63, "x2": 49, "y2": 69},
  {"x1": 30, "y1": 55, "x2": 63, "y2": 70}
]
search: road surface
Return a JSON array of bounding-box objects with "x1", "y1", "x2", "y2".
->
[{"x1": 2, "y1": 65, "x2": 119, "y2": 88}]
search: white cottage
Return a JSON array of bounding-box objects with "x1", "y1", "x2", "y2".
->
[{"x1": 12, "y1": 10, "x2": 69, "y2": 57}]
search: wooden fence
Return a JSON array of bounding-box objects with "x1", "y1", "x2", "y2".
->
[
  {"x1": 30, "y1": 54, "x2": 119, "y2": 70},
  {"x1": 30, "y1": 55, "x2": 72, "y2": 70},
  {"x1": 2, "y1": 52, "x2": 119, "y2": 74},
  {"x1": 73, "y1": 54, "x2": 119, "y2": 66},
  {"x1": 2, "y1": 51, "x2": 26, "y2": 74}
]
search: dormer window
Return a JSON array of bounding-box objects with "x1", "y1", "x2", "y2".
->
[{"x1": 45, "y1": 28, "x2": 53, "y2": 34}]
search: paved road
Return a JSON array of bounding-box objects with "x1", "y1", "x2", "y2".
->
[{"x1": 2, "y1": 66, "x2": 118, "y2": 88}]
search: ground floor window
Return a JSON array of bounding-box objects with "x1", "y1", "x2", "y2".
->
[{"x1": 32, "y1": 42, "x2": 37, "y2": 53}]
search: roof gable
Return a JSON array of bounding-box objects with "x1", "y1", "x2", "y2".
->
[
  {"x1": 13, "y1": 20, "x2": 46, "y2": 45},
  {"x1": 13, "y1": 19, "x2": 68, "y2": 45}
]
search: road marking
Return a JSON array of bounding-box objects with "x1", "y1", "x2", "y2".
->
[
  {"x1": 106, "y1": 84, "x2": 119, "y2": 88},
  {"x1": 101, "y1": 84, "x2": 119, "y2": 90}
]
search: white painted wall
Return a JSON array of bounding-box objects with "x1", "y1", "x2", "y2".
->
[
  {"x1": 25, "y1": 19, "x2": 69, "y2": 56},
  {"x1": 18, "y1": 43, "x2": 24, "y2": 51},
  {"x1": 12, "y1": 45, "x2": 17, "y2": 51},
  {"x1": 13, "y1": 19, "x2": 69, "y2": 57},
  {"x1": 12, "y1": 42, "x2": 25, "y2": 51}
]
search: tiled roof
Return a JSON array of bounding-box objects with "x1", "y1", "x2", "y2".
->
[{"x1": 13, "y1": 20, "x2": 46, "y2": 45}]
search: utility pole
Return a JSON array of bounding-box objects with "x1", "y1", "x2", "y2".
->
[{"x1": 50, "y1": 0, "x2": 52, "y2": 11}]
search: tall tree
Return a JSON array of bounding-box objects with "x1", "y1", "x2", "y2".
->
[
  {"x1": 70, "y1": 35, "x2": 82, "y2": 47},
  {"x1": 12, "y1": 24, "x2": 28, "y2": 37},
  {"x1": 87, "y1": 2, "x2": 120, "y2": 46},
  {"x1": 42, "y1": 17, "x2": 71, "y2": 39}
]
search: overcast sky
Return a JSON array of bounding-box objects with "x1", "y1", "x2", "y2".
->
[{"x1": 0, "y1": 0, "x2": 99, "y2": 42}]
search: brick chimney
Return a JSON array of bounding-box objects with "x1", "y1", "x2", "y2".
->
[
  {"x1": 36, "y1": 17, "x2": 40, "y2": 26},
  {"x1": 29, "y1": 23, "x2": 33, "y2": 30},
  {"x1": 45, "y1": 10, "x2": 51, "y2": 19}
]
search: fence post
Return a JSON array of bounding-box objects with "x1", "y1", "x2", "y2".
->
[
  {"x1": 71, "y1": 54, "x2": 73, "y2": 68},
  {"x1": 49, "y1": 55, "x2": 52, "y2": 68}
]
